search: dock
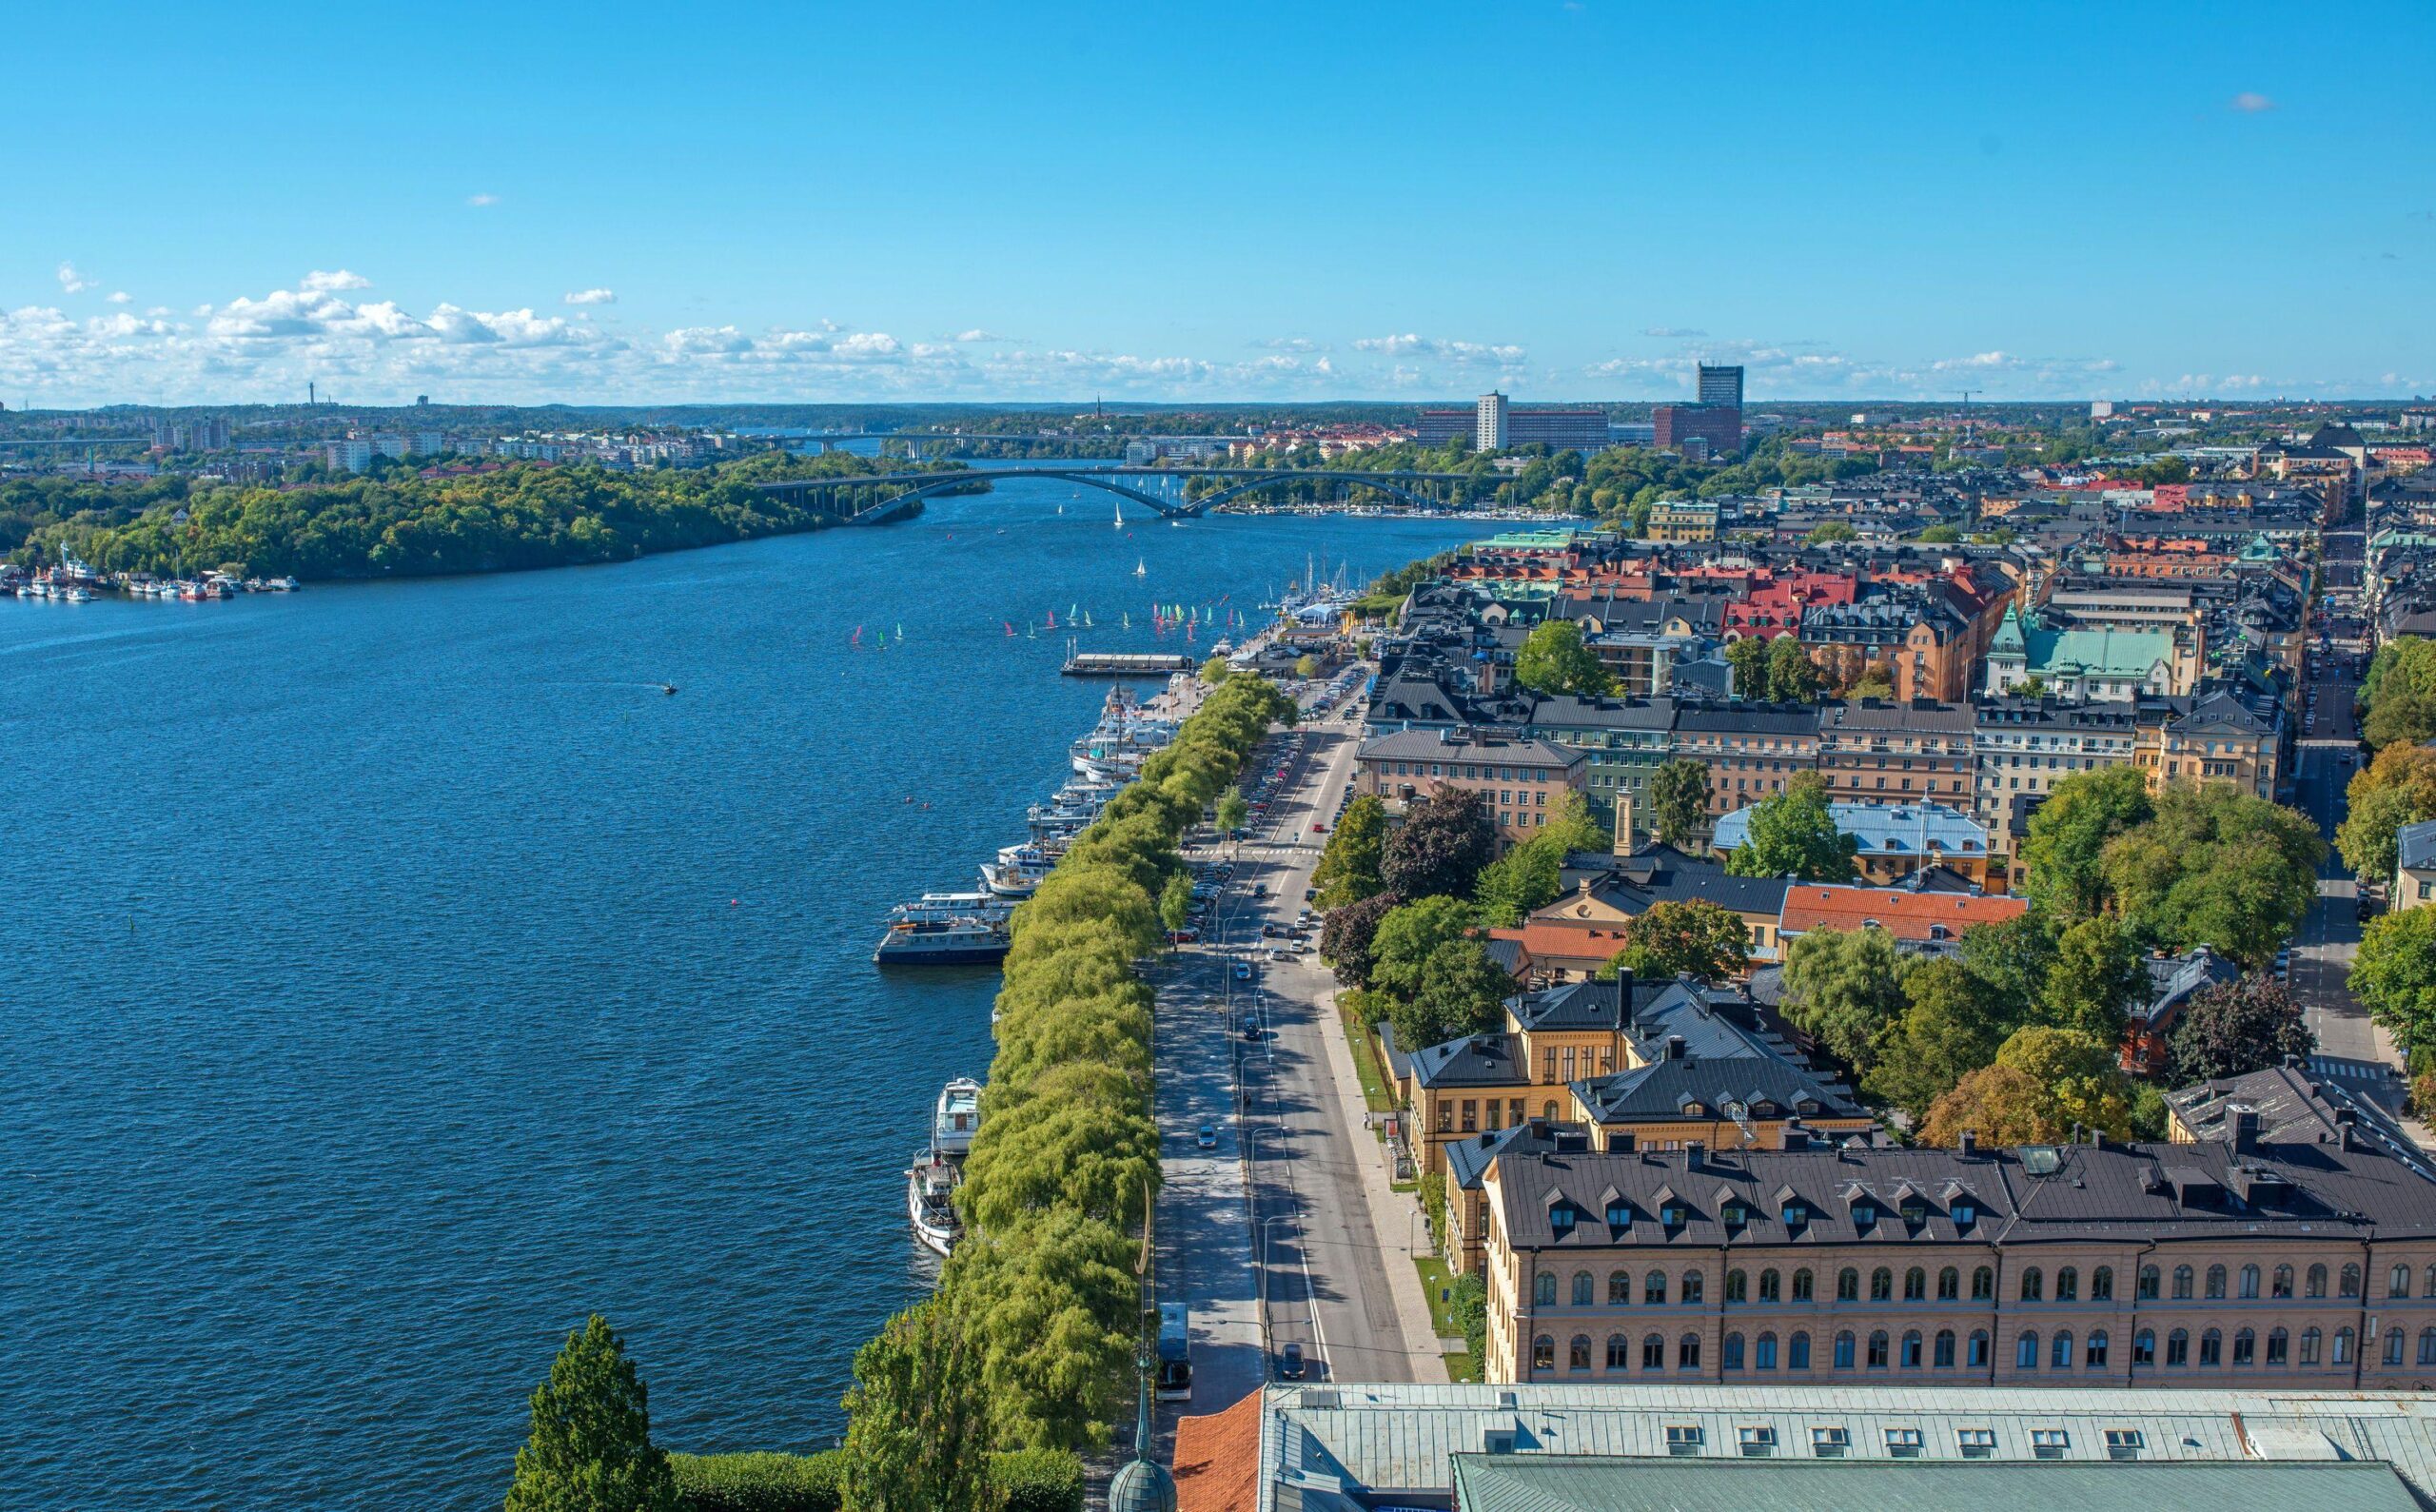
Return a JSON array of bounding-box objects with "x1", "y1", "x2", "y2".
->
[{"x1": 1062, "y1": 651, "x2": 1197, "y2": 677}]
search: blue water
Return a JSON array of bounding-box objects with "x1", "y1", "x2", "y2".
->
[{"x1": 0, "y1": 480, "x2": 1486, "y2": 1512}]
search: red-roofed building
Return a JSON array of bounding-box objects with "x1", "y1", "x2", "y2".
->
[
  {"x1": 1173, "y1": 1389, "x2": 1263, "y2": 1512},
  {"x1": 1776, "y1": 884, "x2": 2029, "y2": 952}
]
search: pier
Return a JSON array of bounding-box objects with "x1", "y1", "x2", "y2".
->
[{"x1": 1061, "y1": 651, "x2": 1197, "y2": 677}]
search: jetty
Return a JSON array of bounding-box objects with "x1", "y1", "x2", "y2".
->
[{"x1": 1061, "y1": 650, "x2": 1197, "y2": 677}]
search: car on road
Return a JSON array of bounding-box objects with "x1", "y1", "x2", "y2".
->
[
  {"x1": 1252, "y1": 882, "x2": 1267, "y2": 897},
  {"x1": 1195, "y1": 1124, "x2": 1217, "y2": 1149},
  {"x1": 1279, "y1": 1342, "x2": 1305, "y2": 1380},
  {"x1": 1261, "y1": 923, "x2": 1283, "y2": 937},
  {"x1": 1267, "y1": 948, "x2": 1292, "y2": 962},
  {"x1": 1311, "y1": 821, "x2": 1327, "y2": 833},
  {"x1": 1232, "y1": 961, "x2": 1253, "y2": 982},
  {"x1": 1167, "y1": 928, "x2": 1198, "y2": 944},
  {"x1": 1303, "y1": 887, "x2": 1318, "y2": 902}
]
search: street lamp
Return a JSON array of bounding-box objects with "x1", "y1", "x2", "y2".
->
[{"x1": 1258, "y1": 1211, "x2": 1296, "y2": 1364}]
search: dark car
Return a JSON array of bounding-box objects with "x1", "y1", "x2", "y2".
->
[{"x1": 1279, "y1": 1342, "x2": 1305, "y2": 1380}]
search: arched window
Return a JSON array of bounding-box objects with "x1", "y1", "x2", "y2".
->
[
  {"x1": 2167, "y1": 1328, "x2": 2189, "y2": 1366},
  {"x1": 1757, "y1": 1331, "x2": 1778, "y2": 1370},
  {"x1": 1535, "y1": 1272, "x2": 1558, "y2": 1306},
  {"x1": 1834, "y1": 1331, "x2": 1856, "y2": 1369},
  {"x1": 2056, "y1": 1267, "x2": 2079, "y2": 1301},
  {"x1": 2138, "y1": 1265, "x2": 2161, "y2": 1300},
  {"x1": 1725, "y1": 1270, "x2": 1747, "y2": 1303},
  {"x1": 1758, "y1": 1268, "x2": 1781, "y2": 1302},
  {"x1": 2269, "y1": 1327, "x2": 2289, "y2": 1365},
  {"x1": 1904, "y1": 1267, "x2": 1926, "y2": 1301},
  {"x1": 1644, "y1": 1271, "x2": 1667, "y2": 1305},
  {"x1": 2301, "y1": 1327, "x2": 2322, "y2": 1365},
  {"x1": 2052, "y1": 1330, "x2": 2074, "y2": 1370},
  {"x1": 2272, "y1": 1265, "x2": 2293, "y2": 1299},
  {"x1": 1569, "y1": 1334, "x2": 1592, "y2": 1370},
  {"x1": 1900, "y1": 1330, "x2": 1923, "y2": 1367},
  {"x1": 2133, "y1": 1329, "x2": 2156, "y2": 1366},
  {"x1": 2173, "y1": 1265, "x2": 2195, "y2": 1300},
  {"x1": 1679, "y1": 1333, "x2": 1700, "y2": 1368},
  {"x1": 1681, "y1": 1271, "x2": 1705, "y2": 1305},
  {"x1": 1967, "y1": 1330, "x2": 1990, "y2": 1367},
  {"x1": 1606, "y1": 1333, "x2": 1629, "y2": 1369},
  {"x1": 1642, "y1": 1334, "x2": 1665, "y2": 1370},
  {"x1": 1533, "y1": 1335, "x2": 1555, "y2": 1371},
  {"x1": 1867, "y1": 1330, "x2": 1890, "y2": 1367},
  {"x1": 2091, "y1": 1266, "x2": 2113, "y2": 1301},
  {"x1": 2335, "y1": 1326, "x2": 2356, "y2": 1365},
  {"x1": 2425, "y1": 1264, "x2": 2436, "y2": 1300},
  {"x1": 1937, "y1": 1267, "x2": 1960, "y2": 1301},
  {"x1": 2200, "y1": 1328, "x2": 2223, "y2": 1366},
  {"x1": 2387, "y1": 1328, "x2": 2407, "y2": 1366},
  {"x1": 2088, "y1": 1330, "x2": 2110, "y2": 1367},
  {"x1": 2020, "y1": 1267, "x2": 2044, "y2": 1302},
  {"x1": 1837, "y1": 1267, "x2": 1859, "y2": 1302},
  {"x1": 2307, "y1": 1265, "x2": 2328, "y2": 1299},
  {"x1": 1722, "y1": 1332, "x2": 1745, "y2": 1370},
  {"x1": 1572, "y1": 1271, "x2": 1594, "y2": 1306},
  {"x1": 2420, "y1": 1328, "x2": 2436, "y2": 1367},
  {"x1": 2394, "y1": 1265, "x2": 2415, "y2": 1300},
  {"x1": 1934, "y1": 1329, "x2": 1956, "y2": 1367},
  {"x1": 1971, "y1": 1266, "x2": 1994, "y2": 1301},
  {"x1": 2205, "y1": 1265, "x2": 2227, "y2": 1300},
  {"x1": 2016, "y1": 1331, "x2": 2039, "y2": 1369},
  {"x1": 2343, "y1": 1265, "x2": 2364, "y2": 1300},
  {"x1": 2238, "y1": 1265, "x2": 2259, "y2": 1300},
  {"x1": 2234, "y1": 1328, "x2": 2256, "y2": 1366},
  {"x1": 1789, "y1": 1331, "x2": 1812, "y2": 1369},
  {"x1": 1609, "y1": 1270, "x2": 1632, "y2": 1306},
  {"x1": 1871, "y1": 1267, "x2": 1894, "y2": 1302},
  {"x1": 1793, "y1": 1268, "x2": 1816, "y2": 1301}
]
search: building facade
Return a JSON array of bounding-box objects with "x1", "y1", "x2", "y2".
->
[
  {"x1": 1353, "y1": 727, "x2": 1590, "y2": 846},
  {"x1": 1816, "y1": 698, "x2": 1976, "y2": 810}
]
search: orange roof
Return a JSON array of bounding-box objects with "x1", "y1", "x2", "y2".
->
[
  {"x1": 1174, "y1": 1388, "x2": 1264, "y2": 1512},
  {"x1": 1778, "y1": 885, "x2": 2027, "y2": 942},
  {"x1": 1508, "y1": 918, "x2": 1635, "y2": 965}
]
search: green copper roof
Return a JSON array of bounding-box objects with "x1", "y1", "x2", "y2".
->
[{"x1": 1446, "y1": 1454, "x2": 2420, "y2": 1512}]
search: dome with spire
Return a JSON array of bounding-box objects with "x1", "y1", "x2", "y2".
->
[{"x1": 1108, "y1": 1456, "x2": 1178, "y2": 1512}]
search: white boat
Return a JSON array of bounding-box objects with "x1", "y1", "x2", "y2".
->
[
  {"x1": 1113, "y1": 500, "x2": 1126, "y2": 529},
  {"x1": 64, "y1": 587, "x2": 92, "y2": 602},
  {"x1": 1134, "y1": 558, "x2": 1147, "y2": 577},
  {"x1": 933, "y1": 1077, "x2": 983, "y2": 1159},
  {"x1": 981, "y1": 841, "x2": 1051, "y2": 898},
  {"x1": 908, "y1": 1150, "x2": 962, "y2": 1255}
]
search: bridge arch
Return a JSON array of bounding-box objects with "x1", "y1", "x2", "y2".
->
[{"x1": 758, "y1": 467, "x2": 1193, "y2": 522}]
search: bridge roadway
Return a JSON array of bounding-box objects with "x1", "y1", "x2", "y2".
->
[{"x1": 756, "y1": 465, "x2": 1488, "y2": 520}]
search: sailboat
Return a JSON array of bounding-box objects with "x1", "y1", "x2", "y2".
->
[
  {"x1": 1133, "y1": 558, "x2": 1147, "y2": 578},
  {"x1": 1113, "y1": 500, "x2": 1126, "y2": 529}
]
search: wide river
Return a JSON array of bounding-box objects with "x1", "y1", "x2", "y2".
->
[{"x1": 0, "y1": 474, "x2": 1488, "y2": 1512}]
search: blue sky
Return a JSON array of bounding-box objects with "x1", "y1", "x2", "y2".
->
[{"x1": 7, "y1": 1, "x2": 2431, "y2": 406}]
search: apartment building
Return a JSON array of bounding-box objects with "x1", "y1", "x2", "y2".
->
[
  {"x1": 1816, "y1": 698, "x2": 1976, "y2": 810},
  {"x1": 1673, "y1": 703, "x2": 1821, "y2": 815},
  {"x1": 1972, "y1": 698, "x2": 2144, "y2": 856},
  {"x1": 1353, "y1": 727, "x2": 1589, "y2": 846}
]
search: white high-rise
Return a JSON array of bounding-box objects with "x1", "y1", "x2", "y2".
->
[{"x1": 1474, "y1": 391, "x2": 1509, "y2": 451}]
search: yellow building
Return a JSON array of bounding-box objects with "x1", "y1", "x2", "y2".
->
[{"x1": 1648, "y1": 500, "x2": 1719, "y2": 542}]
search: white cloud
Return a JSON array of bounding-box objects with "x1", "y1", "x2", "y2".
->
[
  {"x1": 1641, "y1": 325, "x2": 1706, "y2": 339},
  {"x1": 834, "y1": 331, "x2": 901, "y2": 358},
  {"x1": 57, "y1": 262, "x2": 95, "y2": 294},
  {"x1": 953, "y1": 328, "x2": 1007, "y2": 343},
  {"x1": 2230, "y1": 91, "x2": 2276, "y2": 112},
  {"x1": 563, "y1": 287, "x2": 618, "y2": 305},
  {"x1": 1352, "y1": 333, "x2": 1525, "y2": 365},
  {"x1": 301, "y1": 269, "x2": 372, "y2": 292},
  {"x1": 1254, "y1": 336, "x2": 1320, "y2": 351},
  {"x1": 466, "y1": 193, "x2": 500, "y2": 207},
  {"x1": 107, "y1": 291, "x2": 131, "y2": 304}
]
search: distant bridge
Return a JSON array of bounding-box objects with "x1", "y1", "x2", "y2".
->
[{"x1": 756, "y1": 466, "x2": 1490, "y2": 523}]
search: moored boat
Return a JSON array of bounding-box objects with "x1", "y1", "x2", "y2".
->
[
  {"x1": 873, "y1": 914, "x2": 1011, "y2": 966},
  {"x1": 933, "y1": 1077, "x2": 983, "y2": 1159},
  {"x1": 907, "y1": 1150, "x2": 963, "y2": 1255}
]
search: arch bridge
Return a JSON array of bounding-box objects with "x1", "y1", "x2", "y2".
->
[{"x1": 756, "y1": 466, "x2": 1487, "y2": 523}]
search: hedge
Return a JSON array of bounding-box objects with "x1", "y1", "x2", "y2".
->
[
  {"x1": 992, "y1": 1447, "x2": 1086, "y2": 1512},
  {"x1": 671, "y1": 1450, "x2": 845, "y2": 1512}
]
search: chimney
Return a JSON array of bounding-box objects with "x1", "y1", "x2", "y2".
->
[
  {"x1": 2230, "y1": 1104, "x2": 2259, "y2": 1154},
  {"x1": 1665, "y1": 1034, "x2": 1687, "y2": 1061},
  {"x1": 1613, "y1": 793, "x2": 1638, "y2": 856},
  {"x1": 1958, "y1": 1129, "x2": 1978, "y2": 1158}
]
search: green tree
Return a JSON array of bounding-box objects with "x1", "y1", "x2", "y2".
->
[
  {"x1": 1512, "y1": 619, "x2": 1615, "y2": 697},
  {"x1": 1804, "y1": 520, "x2": 1858, "y2": 544},
  {"x1": 1725, "y1": 637, "x2": 1771, "y2": 700},
  {"x1": 1723, "y1": 774, "x2": 1856, "y2": 882},
  {"x1": 1917, "y1": 1062, "x2": 2061, "y2": 1147},
  {"x1": 1994, "y1": 1026, "x2": 2136, "y2": 1137},
  {"x1": 1158, "y1": 872, "x2": 1192, "y2": 943},
  {"x1": 2018, "y1": 766, "x2": 2153, "y2": 920},
  {"x1": 2098, "y1": 782, "x2": 2326, "y2": 966},
  {"x1": 1598, "y1": 898, "x2": 1751, "y2": 983},
  {"x1": 1957, "y1": 910, "x2": 2058, "y2": 1023},
  {"x1": 2338, "y1": 742, "x2": 2436, "y2": 879},
  {"x1": 1198, "y1": 656, "x2": 1231, "y2": 685},
  {"x1": 1293, "y1": 654, "x2": 1320, "y2": 678},
  {"x1": 1849, "y1": 664, "x2": 1896, "y2": 700},
  {"x1": 2353, "y1": 906, "x2": 2436, "y2": 1054},
  {"x1": 1394, "y1": 937, "x2": 1514, "y2": 1051},
  {"x1": 1369, "y1": 895, "x2": 1483, "y2": 998},
  {"x1": 505, "y1": 1316, "x2": 680, "y2": 1512},
  {"x1": 1474, "y1": 835, "x2": 1563, "y2": 927},
  {"x1": 2360, "y1": 637, "x2": 2436, "y2": 750},
  {"x1": 1764, "y1": 634, "x2": 1823, "y2": 703},
  {"x1": 1648, "y1": 759, "x2": 1710, "y2": 846},
  {"x1": 841, "y1": 1300, "x2": 994, "y2": 1512},
  {"x1": 2039, "y1": 913, "x2": 2145, "y2": 1041},
  {"x1": 2166, "y1": 976, "x2": 2316, "y2": 1082},
  {"x1": 1311, "y1": 794, "x2": 1387, "y2": 908},
  {"x1": 1779, "y1": 924, "x2": 1906, "y2": 1073},
  {"x1": 1916, "y1": 523, "x2": 1962, "y2": 543},
  {"x1": 1866, "y1": 958, "x2": 2011, "y2": 1119},
  {"x1": 1214, "y1": 786, "x2": 1249, "y2": 840},
  {"x1": 1380, "y1": 784, "x2": 1498, "y2": 900}
]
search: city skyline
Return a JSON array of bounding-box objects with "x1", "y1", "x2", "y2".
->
[{"x1": 6, "y1": 0, "x2": 2433, "y2": 406}]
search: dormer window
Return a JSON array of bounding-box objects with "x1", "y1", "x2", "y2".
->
[
  {"x1": 1605, "y1": 1201, "x2": 1633, "y2": 1231},
  {"x1": 1781, "y1": 1202, "x2": 1808, "y2": 1227},
  {"x1": 1852, "y1": 1204, "x2": 1876, "y2": 1228},
  {"x1": 1662, "y1": 1203, "x2": 1687, "y2": 1227},
  {"x1": 1550, "y1": 1203, "x2": 1578, "y2": 1238},
  {"x1": 1722, "y1": 1201, "x2": 1748, "y2": 1226},
  {"x1": 1953, "y1": 1201, "x2": 1977, "y2": 1228},
  {"x1": 1899, "y1": 1201, "x2": 1926, "y2": 1227}
]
